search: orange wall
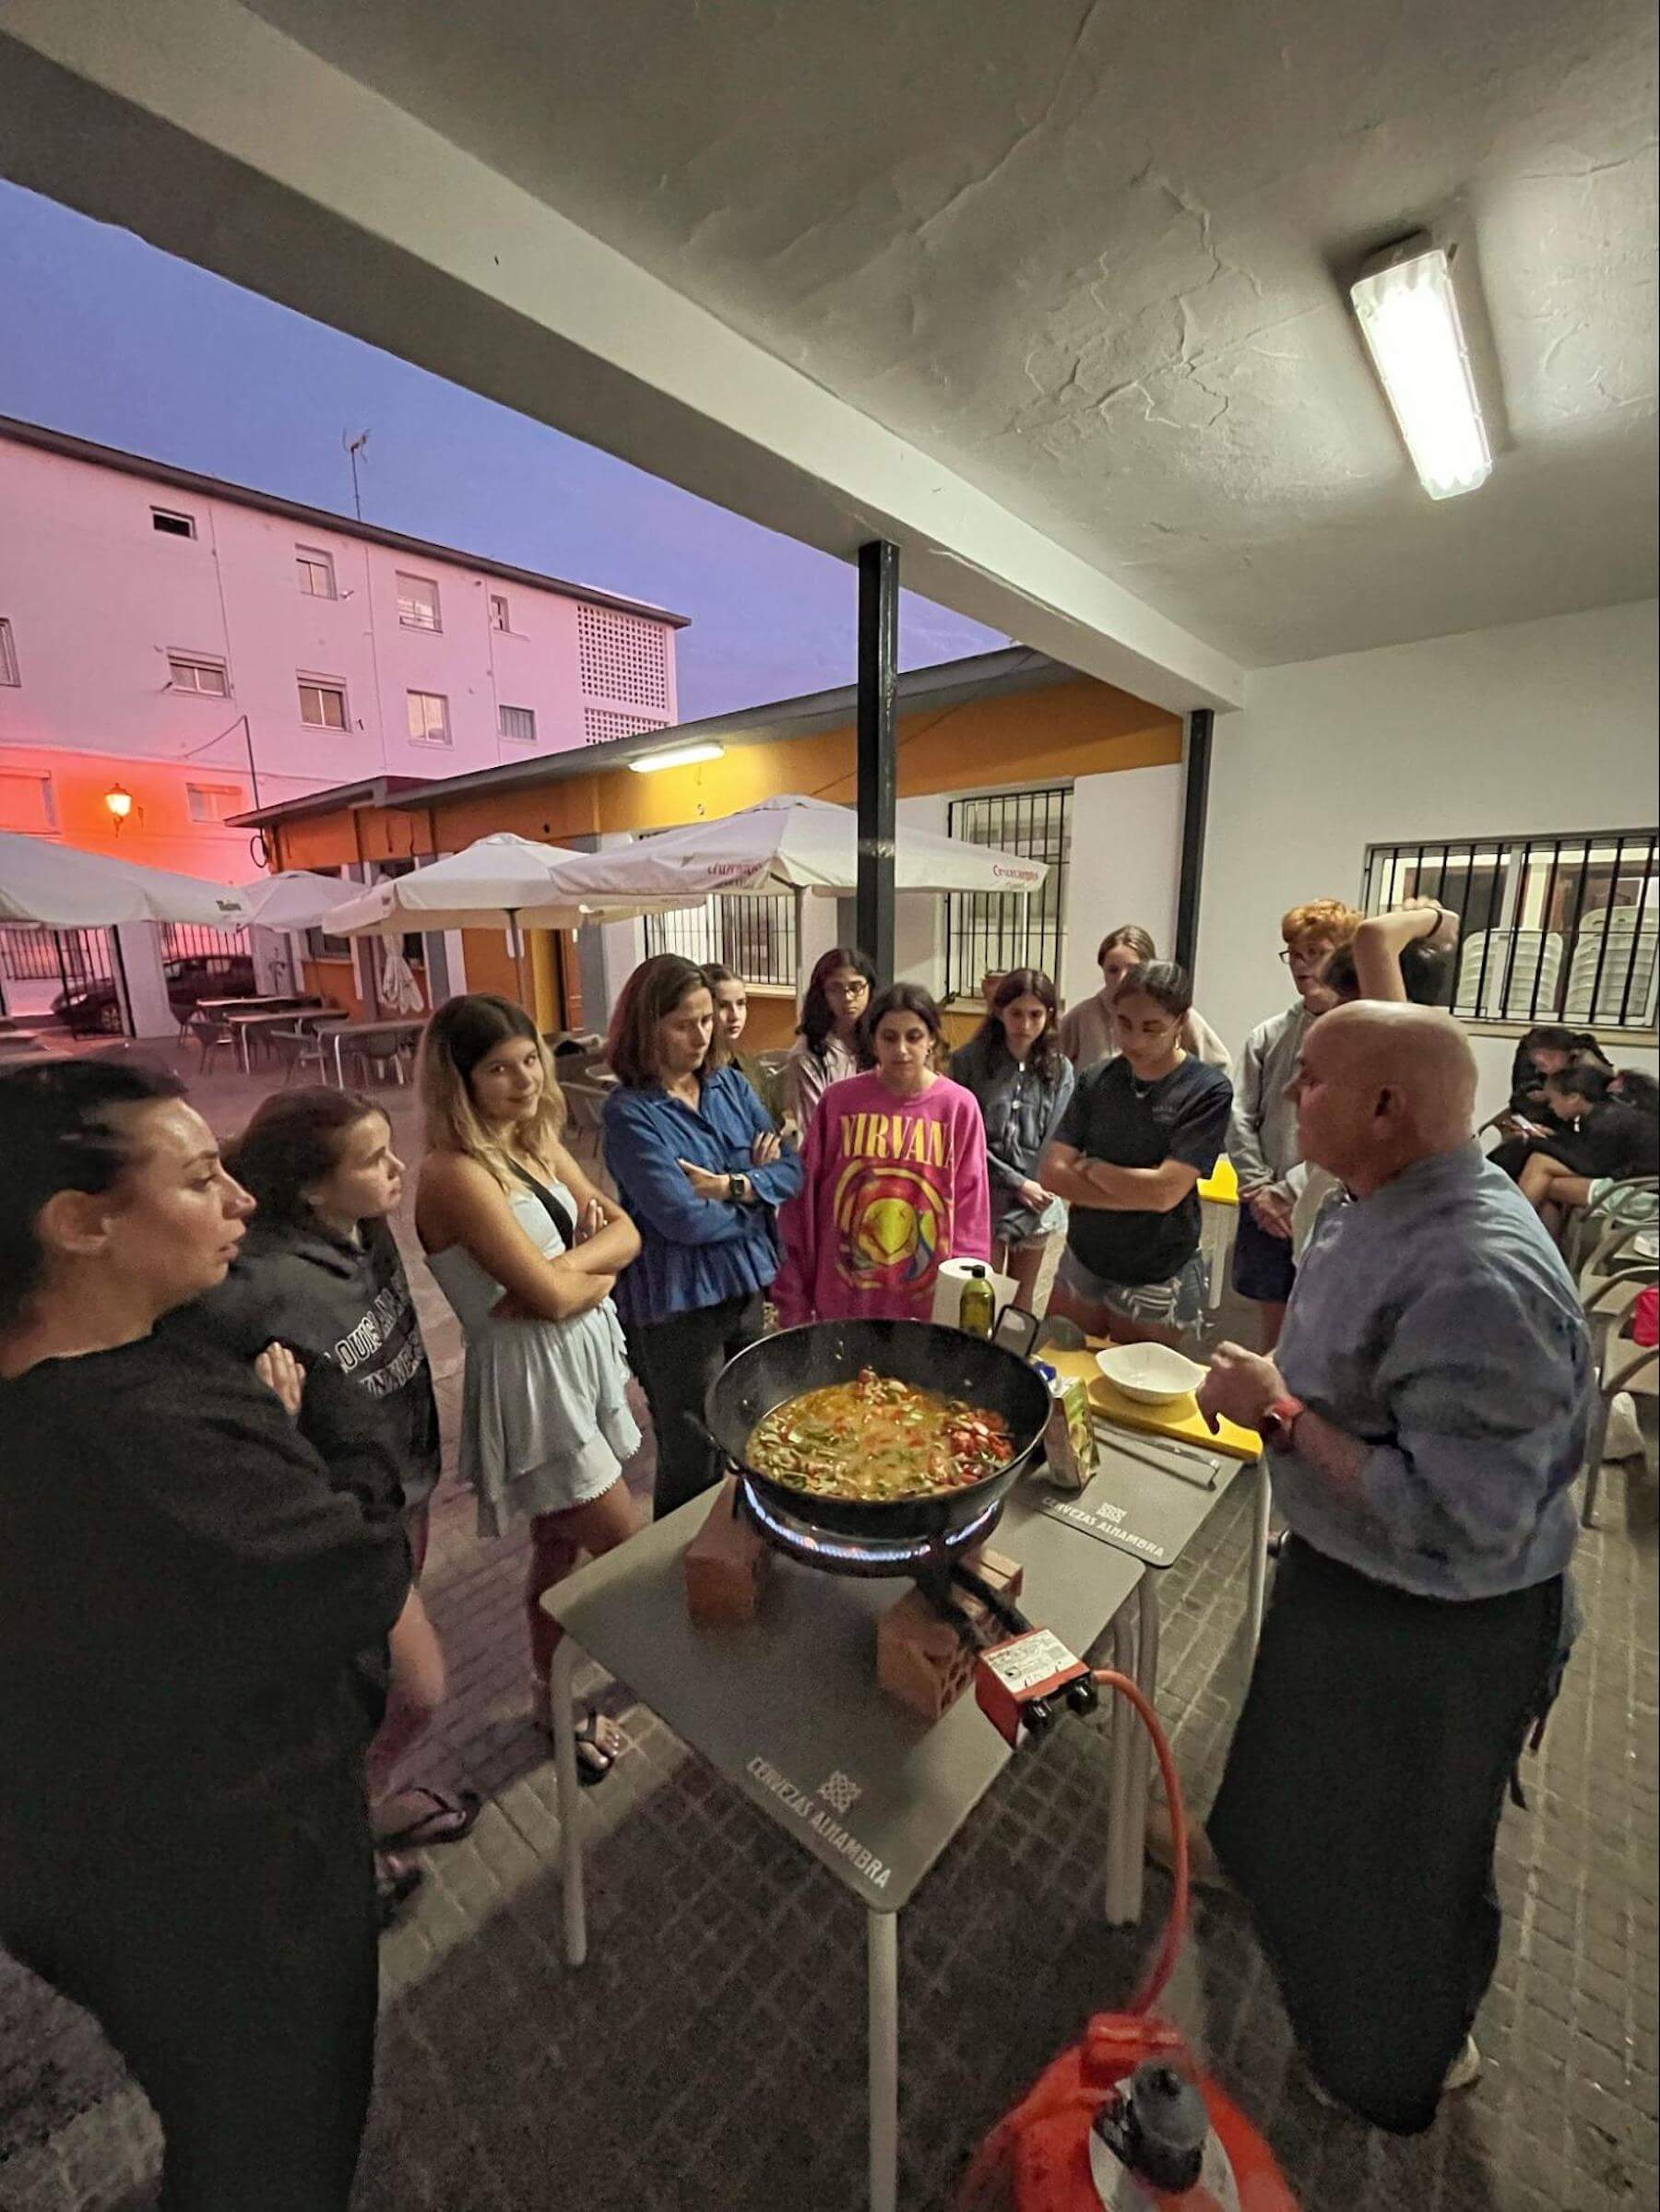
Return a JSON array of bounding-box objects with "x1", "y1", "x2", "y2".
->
[{"x1": 302, "y1": 955, "x2": 366, "y2": 1019}]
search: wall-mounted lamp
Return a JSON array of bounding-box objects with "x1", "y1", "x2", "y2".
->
[
  {"x1": 627, "y1": 740, "x2": 725, "y2": 775},
  {"x1": 1350, "y1": 236, "x2": 1492, "y2": 501},
  {"x1": 104, "y1": 783, "x2": 136, "y2": 833}
]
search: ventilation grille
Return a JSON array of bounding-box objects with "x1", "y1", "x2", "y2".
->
[
  {"x1": 584, "y1": 706, "x2": 670, "y2": 747},
  {"x1": 576, "y1": 605, "x2": 670, "y2": 711}
]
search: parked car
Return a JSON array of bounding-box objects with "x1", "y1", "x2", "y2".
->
[{"x1": 52, "y1": 955, "x2": 258, "y2": 1037}]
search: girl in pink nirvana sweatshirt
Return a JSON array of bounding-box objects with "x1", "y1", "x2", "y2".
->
[{"x1": 774, "y1": 985, "x2": 992, "y2": 1327}]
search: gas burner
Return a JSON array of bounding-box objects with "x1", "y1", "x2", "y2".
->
[{"x1": 732, "y1": 1470, "x2": 1006, "y2": 1581}]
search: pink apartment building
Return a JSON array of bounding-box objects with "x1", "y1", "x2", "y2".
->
[{"x1": 0, "y1": 414, "x2": 685, "y2": 880}]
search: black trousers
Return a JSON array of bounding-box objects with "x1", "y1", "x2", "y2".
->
[
  {"x1": 624, "y1": 1292, "x2": 766, "y2": 1518},
  {"x1": 1209, "y1": 1538, "x2": 1563, "y2": 2133},
  {"x1": 4, "y1": 1779, "x2": 378, "y2": 2211}
]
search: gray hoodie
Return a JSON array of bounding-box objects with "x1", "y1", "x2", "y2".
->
[{"x1": 196, "y1": 1214, "x2": 442, "y2": 1511}]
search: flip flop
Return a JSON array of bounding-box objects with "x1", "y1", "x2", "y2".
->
[{"x1": 374, "y1": 1785, "x2": 483, "y2": 1851}]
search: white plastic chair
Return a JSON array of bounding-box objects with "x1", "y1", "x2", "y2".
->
[
  {"x1": 1562, "y1": 913, "x2": 1658, "y2": 1030},
  {"x1": 1454, "y1": 930, "x2": 1562, "y2": 1021}
]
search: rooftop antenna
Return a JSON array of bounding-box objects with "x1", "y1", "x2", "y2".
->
[{"x1": 343, "y1": 429, "x2": 370, "y2": 521}]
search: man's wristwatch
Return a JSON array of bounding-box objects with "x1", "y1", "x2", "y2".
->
[
  {"x1": 729, "y1": 1173, "x2": 754, "y2": 1206},
  {"x1": 1259, "y1": 1395, "x2": 1307, "y2": 1453}
]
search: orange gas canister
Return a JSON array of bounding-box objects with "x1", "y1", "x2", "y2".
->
[{"x1": 958, "y1": 1672, "x2": 1300, "y2": 2212}]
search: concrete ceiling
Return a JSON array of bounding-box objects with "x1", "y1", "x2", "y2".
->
[{"x1": 2, "y1": 0, "x2": 1655, "y2": 691}]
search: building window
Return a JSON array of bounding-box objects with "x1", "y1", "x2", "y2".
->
[
  {"x1": 0, "y1": 618, "x2": 18, "y2": 686},
  {"x1": 296, "y1": 547, "x2": 337, "y2": 597},
  {"x1": 944, "y1": 786, "x2": 1072, "y2": 1000},
  {"x1": 407, "y1": 690, "x2": 451, "y2": 747},
  {"x1": 498, "y1": 704, "x2": 537, "y2": 744},
  {"x1": 576, "y1": 604, "x2": 670, "y2": 711},
  {"x1": 185, "y1": 782, "x2": 243, "y2": 823},
  {"x1": 583, "y1": 705, "x2": 670, "y2": 746},
  {"x1": 1363, "y1": 830, "x2": 1659, "y2": 1030},
  {"x1": 0, "y1": 771, "x2": 56, "y2": 834},
  {"x1": 489, "y1": 593, "x2": 511, "y2": 633},
  {"x1": 150, "y1": 507, "x2": 196, "y2": 539},
  {"x1": 299, "y1": 678, "x2": 349, "y2": 729},
  {"x1": 645, "y1": 893, "x2": 797, "y2": 988},
  {"x1": 167, "y1": 653, "x2": 231, "y2": 696},
  {"x1": 397, "y1": 573, "x2": 442, "y2": 631}
]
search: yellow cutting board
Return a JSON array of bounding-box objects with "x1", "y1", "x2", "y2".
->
[{"x1": 1046, "y1": 1346, "x2": 1263, "y2": 1463}]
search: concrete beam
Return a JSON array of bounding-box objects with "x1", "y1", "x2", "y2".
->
[{"x1": 0, "y1": 0, "x2": 1247, "y2": 716}]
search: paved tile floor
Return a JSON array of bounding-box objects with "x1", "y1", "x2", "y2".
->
[{"x1": 1, "y1": 1052, "x2": 1655, "y2": 2211}]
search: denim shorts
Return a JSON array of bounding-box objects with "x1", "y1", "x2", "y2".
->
[{"x1": 1055, "y1": 1245, "x2": 1207, "y2": 1329}]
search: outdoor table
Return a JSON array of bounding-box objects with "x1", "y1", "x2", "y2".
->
[
  {"x1": 1042, "y1": 1348, "x2": 1268, "y2": 1924},
  {"x1": 195, "y1": 993, "x2": 322, "y2": 1014},
  {"x1": 1197, "y1": 1153, "x2": 1240, "y2": 1311},
  {"x1": 218, "y1": 1002, "x2": 328, "y2": 1073},
  {"x1": 546, "y1": 1480, "x2": 1146, "y2": 2212},
  {"x1": 326, "y1": 1016, "x2": 424, "y2": 1088}
]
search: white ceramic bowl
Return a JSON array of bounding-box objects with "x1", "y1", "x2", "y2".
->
[{"x1": 1094, "y1": 1343, "x2": 1207, "y2": 1405}]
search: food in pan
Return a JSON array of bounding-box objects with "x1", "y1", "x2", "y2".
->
[{"x1": 747, "y1": 1366, "x2": 1015, "y2": 1502}]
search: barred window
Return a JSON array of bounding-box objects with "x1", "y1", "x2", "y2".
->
[
  {"x1": 498, "y1": 704, "x2": 537, "y2": 744},
  {"x1": 645, "y1": 893, "x2": 797, "y2": 988},
  {"x1": 944, "y1": 786, "x2": 1071, "y2": 1000},
  {"x1": 1363, "y1": 830, "x2": 1659, "y2": 1030}
]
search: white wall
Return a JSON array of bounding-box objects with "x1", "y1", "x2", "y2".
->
[
  {"x1": 890, "y1": 776, "x2": 1188, "y2": 1015},
  {"x1": 1197, "y1": 599, "x2": 1660, "y2": 1119},
  {"x1": 1061, "y1": 764, "x2": 1184, "y2": 1012}
]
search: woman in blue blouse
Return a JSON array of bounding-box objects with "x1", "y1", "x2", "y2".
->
[{"x1": 602, "y1": 955, "x2": 803, "y2": 1518}]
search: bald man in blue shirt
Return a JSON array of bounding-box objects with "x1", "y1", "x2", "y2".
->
[{"x1": 1192, "y1": 1003, "x2": 1587, "y2": 2132}]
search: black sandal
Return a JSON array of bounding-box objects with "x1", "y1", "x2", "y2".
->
[
  {"x1": 574, "y1": 1710, "x2": 620, "y2": 1787},
  {"x1": 375, "y1": 1854, "x2": 425, "y2": 1930}
]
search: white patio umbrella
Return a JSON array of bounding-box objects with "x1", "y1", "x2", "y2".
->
[
  {"x1": 543, "y1": 795, "x2": 1049, "y2": 904},
  {"x1": 540, "y1": 794, "x2": 1049, "y2": 988},
  {"x1": 324, "y1": 833, "x2": 696, "y2": 996},
  {"x1": 0, "y1": 831, "x2": 250, "y2": 929},
  {"x1": 234, "y1": 869, "x2": 358, "y2": 929}
]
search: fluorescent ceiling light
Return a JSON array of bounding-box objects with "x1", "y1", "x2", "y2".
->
[
  {"x1": 628, "y1": 740, "x2": 726, "y2": 774},
  {"x1": 1350, "y1": 242, "x2": 1492, "y2": 501}
]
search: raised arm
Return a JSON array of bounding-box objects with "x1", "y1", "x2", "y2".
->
[{"x1": 1353, "y1": 900, "x2": 1459, "y2": 1003}]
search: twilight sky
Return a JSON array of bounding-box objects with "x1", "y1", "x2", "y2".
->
[{"x1": 0, "y1": 181, "x2": 1004, "y2": 721}]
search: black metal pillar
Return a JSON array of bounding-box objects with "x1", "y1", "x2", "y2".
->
[
  {"x1": 855, "y1": 538, "x2": 899, "y2": 978},
  {"x1": 1173, "y1": 708, "x2": 1214, "y2": 977}
]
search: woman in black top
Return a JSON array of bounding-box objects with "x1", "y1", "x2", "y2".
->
[
  {"x1": 1518, "y1": 1062, "x2": 1658, "y2": 1236},
  {"x1": 0, "y1": 1061, "x2": 409, "y2": 2211},
  {"x1": 1039, "y1": 961, "x2": 1233, "y2": 1346}
]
